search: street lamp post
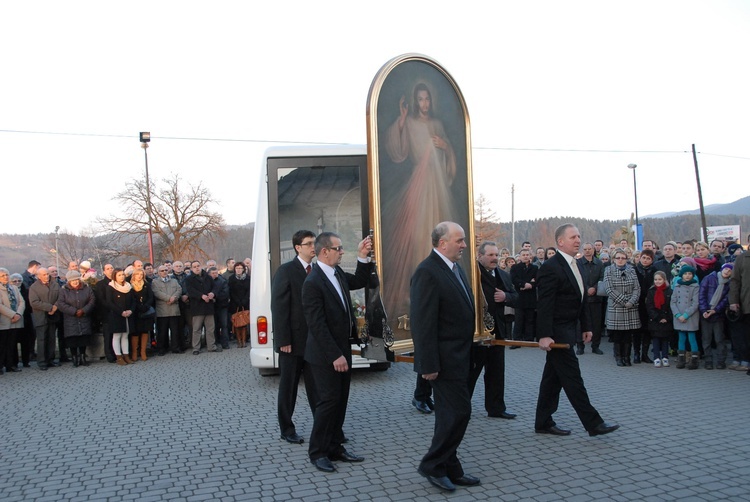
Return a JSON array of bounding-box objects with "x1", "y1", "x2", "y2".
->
[
  {"x1": 627, "y1": 163, "x2": 639, "y2": 250},
  {"x1": 140, "y1": 132, "x2": 155, "y2": 265}
]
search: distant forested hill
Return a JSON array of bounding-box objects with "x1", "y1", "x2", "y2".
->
[{"x1": 484, "y1": 214, "x2": 750, "y2": 250}]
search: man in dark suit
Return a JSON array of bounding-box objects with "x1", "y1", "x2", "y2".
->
[
  {"x1": 535, "y1": 224, "x2": 619, "y2": 437},
  {"x1": 510, "y1": 249, "x2": 537, "y2": 343},
  {"x1": 469, "y1": 241, "x2": 518, "y2": 419},
  {"x1": 411, "y1": 222, "x2": 480, "y2": 492},
  {"x1": 272, "y1": 230, "x2": 318, "y2": 445},
  {"x1": 577, "y1": 242, "x2": 604, "y2": 355},
  {"x1": 302, "y1": 232, "x2": 375, "y2": 473}
]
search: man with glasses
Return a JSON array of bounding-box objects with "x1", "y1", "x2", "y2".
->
[
  {"x1": 152, "y1": 265, "x2": 183, "y2": 355},
  {"x1": 272, "y1": 230, "x2": 318, "y2": 445},
  {"x1": 302, "y1": 232, "x2": 374, "y2": 473},
  {"x1": 29, "y1": 268, "x2": 61, "y2": 370},
  {"x1": 185, "y1": 261, "x2": 221, "y2": 355},
  {"x1": 171, "y1": 261, "x2": 192, "y2": 350}
]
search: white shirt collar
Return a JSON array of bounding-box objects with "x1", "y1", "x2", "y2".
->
[{"x1": 434, "y1": 249, "x2": 456, "y2": 269}]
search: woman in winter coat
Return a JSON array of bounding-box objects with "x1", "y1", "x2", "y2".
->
[
  {"x1": 671, "y1": 264, "x2": 701, "y2": 369},
  {"x1": 106, "y1": 268, "x2": 136, "y2": 365},
  {"x1": 0, "y1": 267, "x2": 25, "y2": 373},
  {"x1": 698, "y1": 263, "x2": 733, "y2": 370},
  {"x1": 604, "y1": 248, "x2": 641, "y2": 366},
  {"x1": 646, "y1": 271, "x2": 673, "y2": 367},
  {"x1": 634, "y1": 249, "x2": 657, "y2": 364},
  {"x1": 56, "y1": 270, "x2": 96, "y2": 367},
  {"x1": 129, "y1": 269, "x2": 154, "y2": 362},
  {"x1": 228, "y1": 262, "x2": 250, "y2": 347}
]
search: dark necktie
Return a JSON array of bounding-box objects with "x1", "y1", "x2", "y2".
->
[
  {"x1": 306, "y1": 264, "x2": 311, "y2": 275},
  {"x1": 334, "y1": 270, "x2": 349, "y2": 312},
  {"x1": 453, "y1": 263, "x2": 470, "y2": 301}
]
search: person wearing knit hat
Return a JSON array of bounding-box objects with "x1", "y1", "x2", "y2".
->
[
  {"x1": 727, "y1": 244, "x2": 742, "y2": 262},
  {"x1": 699, "y1": 262, "x2": 733, "y2": 369},
  {"x1": 671, "y1": 264, "x2": 701, "y2": 369},
  {"x1": 57, "y1": 269, "x2": 94, "y2": 367}
]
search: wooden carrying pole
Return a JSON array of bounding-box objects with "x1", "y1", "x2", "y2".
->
[{"x1": 483, "y1": 339, "x2": 571, "y2": 349}]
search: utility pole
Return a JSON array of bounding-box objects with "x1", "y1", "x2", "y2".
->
[{"x1": 692, "y1": 144, "x2": 709, "y2": 242}]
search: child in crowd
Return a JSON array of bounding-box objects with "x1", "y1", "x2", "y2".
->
[
  {"x1": 699, "y1": 263, "x2": 733, "y2": 370},
  {"x1": 671, "y1": 265, "x2": 701, "y2": 369},
  {"x1": 646, "y1": 271, "x2": 673, "y2": 367}
]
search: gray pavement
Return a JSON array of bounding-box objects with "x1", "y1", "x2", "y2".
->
[{"x1": 1, "y1": 340, "x2": 749, "y2": 501}]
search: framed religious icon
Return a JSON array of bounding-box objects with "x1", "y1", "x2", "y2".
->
[{"x1": 366, "y1": 53, "x2": 478, "y2": 352}]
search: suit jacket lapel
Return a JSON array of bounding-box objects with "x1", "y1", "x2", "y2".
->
[{"x1": 433, "y1": 252, "x2": 473, "y2": 310}]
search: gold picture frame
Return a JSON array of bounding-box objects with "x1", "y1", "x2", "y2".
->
[{"x1": 366, "y1": 53, "x2": 479, "y2": 351}]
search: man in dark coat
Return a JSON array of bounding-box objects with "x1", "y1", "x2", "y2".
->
[
  {"x1": 28, "y1": 267, "x2": 60, "y2": 370},
  {"x1": 94, "y1": 264, "x2": 116, "y2": 363},
  {"x1": 577, "y1": 242, "x2": 604, "y2": 355},
  {"x1": 411, "y1": 222, "x2": 480, "y2": 492},
  {"x1": 534, "y1": 224, "x2": 619, "y2": 437},
  {"x1": 510, "y1": 249, "x2": 537, "y2": 342},
  {"x1": 185, "y1": 261, "x2": 221, "y2": 355},
  {"x1": 469, "y1": 241, "x2": 518, "y2": 419},
  {"x1": 272, "y1": 229, "x2": 318, "y2": 444},
  {"x1": 302, "y1": 232, "x2": 375, "y2": 474}
]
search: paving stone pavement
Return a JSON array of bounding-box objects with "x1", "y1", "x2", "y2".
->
[{"x1": 1, "y1": 340, "x2": 749, "y2": 501}]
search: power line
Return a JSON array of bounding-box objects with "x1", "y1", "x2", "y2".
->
[
  {"x1": 2, "y1": 128, "x2": 749, "y2": 158},
  {"x1": 473, "y1": 146, "x2": 688, "y2": 154}
]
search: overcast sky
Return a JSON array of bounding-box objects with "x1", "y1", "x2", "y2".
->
[{"x1": 2, "y1": 1, "x2": 748, "y2": 236}]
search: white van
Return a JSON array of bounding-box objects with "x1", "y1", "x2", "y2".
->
[{"x1": 249, "y1": 145, "x2": 389, "y2": 375}]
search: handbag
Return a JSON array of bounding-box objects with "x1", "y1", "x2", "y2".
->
[
  {"x1": 231, "y1": 309, "x2": 250, "y2": 329},
  {"x1": 596, "y1": 280, "x2": 608, "y2": 297},
  {"x1": 139, "y1": 305, "x2": 156, "y2": 319}
]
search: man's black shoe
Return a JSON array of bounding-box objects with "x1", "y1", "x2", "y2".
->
[
  {"x1": 592, "y1": 347, "x2": 604, "y2": 355},
  {"x1": 38, "y1": 364, "x2": 48, "y2": 371},
  {"x1": 418, "y1": 468, "x2": 456, "y2": 492},
  {"x1": 312, "y1": 457, "x2": 336, "y2": 473},
  {"x1": 330, "y1": 449, "x2": 364, "y2": 462},
  {"x1": 412, "y1": 398, "x2": 432, "y2": 414},
  {"x1": 576, "y1": 347, "x2": 584, "y2": 355},
  {"x1": 425, "y1": 397, "x2": 435, "y2": 410},
  {"x1": 48, "y1": 361, "x2": 60, "y2": 367},
  {"x1": 535, "y1": 425, "x2": 571, "y2": 436},
  {"x1": 588, "y1": 422, "x2": 620, "y2": 437},
  {"x1": 488, "y1": 410, "x2": 517, "y2": 419},
  {"x1": 281, "y1": 432, "x2": 304, "y2": 444},
  {"x1": 450, "y1": 474, "x2": 481, "y2": 486},
  {"x1": 8, "y1": 367, "x2": 21, "y2": 373}
]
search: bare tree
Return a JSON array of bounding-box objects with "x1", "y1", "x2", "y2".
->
[
  {"x1": 474, "y1": 193, "x2": 503, "y2": 247},
  {"x1": 97, "y1": 175, "x2": 226, "y2": 261},
  {"x1": 43, "y1": 227, "x2": 123, "y2": 272}
]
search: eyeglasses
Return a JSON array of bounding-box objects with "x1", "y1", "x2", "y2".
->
[
  {"x1": 11, "y1": 279, "x2": 22, "y2": 283},
  {"x1": 327, "y1": 246, "x2": 344, "y2": 252},
  {"x1": 299, "y1": 242, "x2": 315, "y2": 247},
  {"x1": 614, "y1": 257, "x2": 628, "y2": 260}
]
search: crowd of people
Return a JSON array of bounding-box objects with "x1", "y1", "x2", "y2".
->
[
  {"x1": 0, "y1": 257, "x2": 251, "y2": 373},
  {"x1": 487, "y1": 236, "x2": 749, "y2": 374}
]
